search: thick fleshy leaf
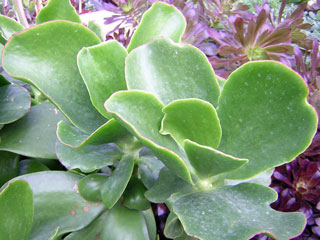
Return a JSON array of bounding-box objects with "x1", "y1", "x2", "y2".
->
[
  {"x1": 0, "y1": 102, "x2": 67, "y2": 158},
  {"x1": 0, "y1": 84, "x2": 31, "y2": 124},
  {"x1": 123, "y1": 177, "x2": 150, "y2": 210},
  {"x1": 35, "y1": 0, "x2": 81, "y2": 24},
  {"x1": 101, "y1": 154, "x2": 134, "y2": 209},
  {"x1": 105, "y1": 90, "x2": 192, "y2": 183},
  {"x1": 184, "y1": 140, "x2": 248, "y2": 179},
  {"x1": 18, "y1": 159, "x2": 50, "y2": 175},
  {"x1": 56, "y1": 141, "x2": 122, "y2": 173},
  {"x1": 0, "y1": 73, "x2": 10, "y2": 87},
  {"x1": 145, "y1": 168, "x2": 193, "y2": 203},
  {"x1": 161, "y1": 99, "x2": 221, "y2": 149},
  {"x1": 78, "y1": 174, "x2": 108, "y2": 202},
  {"x1": 65, "y1": 206, "x2": 155, "y2": 240},
  {"x1": 126, "y1": 38, "x2": 220, "y2": 107},
  {"x1": 0, "y1": 15, "x2": 23, "y2": 44},
  {"x1": 2, "y1": 21, "x2": 105, "y2": 133},
  {"x1": 3, "y1": 171, "x2": 105, "y2": 240},
  {"x1": 218, "y1": 61, "x2": 318, "y2": 179},
  {"x1": 127, "y1": 2, "x2": 186, "y2": 52},
  {"x1": 57, "y1": 119, "x2": 127, "y2": 148},
  {"x1": 0, "y1": 180, "x2": 33, "y2": 240},
  {"x1": 164, "y1": 212, "x2": 184, "y2": 239},
  {"x1": 138, "y1": 148, "x2": 164, "y2": 189},
  {"x1": 173, "y1": 183, "x2": 306, "y2": 240},
  {"x1": 78, "y1": 41, "x2": 127, "y2": 119},
  {"x1": 0, "y1": 151, "x2": 19, "y2": 186}
]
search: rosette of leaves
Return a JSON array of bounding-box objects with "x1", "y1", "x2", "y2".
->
[
  {"x1": 0, "y1": 1, "x2": 318, "y2": 240},
  {"x1": 209, "y1": 1, "x2": 312, "y2": 77}
]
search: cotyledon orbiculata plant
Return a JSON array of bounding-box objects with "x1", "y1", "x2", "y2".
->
[{"x1": 0, "y1": 1, "x2": 318, "y2": 240}]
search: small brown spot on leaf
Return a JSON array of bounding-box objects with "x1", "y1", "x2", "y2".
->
[
  {"x1": 83, "y1": 206, "x2": 89, "y2": 212},
  {"x1": 70, "y1": 210, "x2": 76, "y2": 215},
  {"x1": 95, "y1": 232, "x2": 101, "y2": 240}
]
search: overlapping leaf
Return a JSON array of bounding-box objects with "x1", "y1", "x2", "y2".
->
[
  {"x1": 65, "y1": 206, "x2": 156, "y2": 240},
  {"x1": 0, "y1": 151, "x2": 19, "y2": 186},
  {"x1": 57, "y1": 119, "x2": 127, "y2": 148},
  {"x1": 0, "y1": 180, "x2": 33, "y2": 240},
  {"x1": 0, "y1": 102, "x2": 67, "y2": 159},
  {"x1": 161, "y1": 99, "x2": 221, "y2": 149},
  {"x1": 0, "y1": 84, "x2": 31, "y2": 124},
  {"x1": 0, "y1": 15, "x2": 23, "y2": 44},
  {"x1": 126, "y1": 38, "x2": 220, "y2": 107},
  {"x1": 77, "y1": 41, "x2": 127, "y2": 119},
  {"x1": 127, "y1": 2, "x2": 186, "y2": 52},
  {"x1": 56, "y1": 141, "x2": 122, "y2": 173},
  {"x1": 105, "y1": 90, "x2": 192, "y2": 183},
  {"x1": 3, "y1": 172, "x2": 105, "y2": 240},
  {"x1": 2, "y1": 21, "x2": 105, "y2": 133},
  {"x1": 35, "y1": 0, "x2": 81, "y2": 24},
  {"x1": 218, "y1": 61, "x2": 318, "y2": 179},
  {"x1": 173, "y1": 183, "x2": 306, "y2": 240}
]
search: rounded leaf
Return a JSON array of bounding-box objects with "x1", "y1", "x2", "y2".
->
[{"x1": 78, "y1": 173, "x2": 108, "y2": 202}]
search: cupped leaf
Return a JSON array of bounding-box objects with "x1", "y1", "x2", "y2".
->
[
  {"x1": 35, "y1": 0, "x2": 81, "y2": 24},
  {"x1": 0, "y1": 180, "x2": 33, "y2": 240},
  {"x1": 3, "y1": 171, "x2": 105, "y2": 240},
  {"x1": 0, "y1": 84, "x2": 31, "y2": 124},
  {"x1": 145, "y1": 168, "x2": 193, "y2": 203},
  {"x1": 57, "y1": 119, "x2": 127, "y2": 148},
  {"x1": 18, "y1": 159, "x2": 50, "y2": 175},
  {"x1": 161, "y1": 99, "x2": 221, "y2": 149},
  {"x1": 65, "y1": 206, "x2": 155, "y2": 240},
  {"x1": 105, "y1": 90, "x2": 192, "y2": 183},
  {"x1": 173, "y1": 183, "x2": 306, "y2": 240},
  {"x1": 0, "y1": 15, "x2": 23, "y2": 44},
  {"x1": 218, "y1": 61, "x2": 318, "y2": 179},
  {"x1": 126, "y1": 38, "x2": 220, "y2": 107},
  {"x1": 101, "y1": 154, "x2": 134, "y2": 209},
  {"x1": 138, "y1": 148, "x2": 164, "y2": 189},
  {"x1": 2, "y1": 20, "x2": 105, "y2": 133},
  {"x1": 77, "y1": 41, "x2": 127, "y2": 119},
  {"x1": 0, "y1": 102, "x2": 67, "y2": 158},
  {"x1": 127, "y1": 2, "x2": 186, "y2": 52},
  {"x1": 184, "y1": 140, "x2": 248, "y2": 179},
  {"x1": 0, "y1": 151, "x2": 19, "y2": 186},
  {"x1": 123, "y1": 177, "x2": 150, "y2": 211},
  {"x1": 164, "y1": 212, "x2": 184, "y2": 239},
  {"x1": 56, "y1": 141, "x2": 122, "y2": 173},
  {"x1": 78, "y1": 173, "x2": 108, "y2": 202}
]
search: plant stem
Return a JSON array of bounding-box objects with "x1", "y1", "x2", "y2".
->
[{"x1": 11, "y1": 0, "x2": 29, "y2": 28}]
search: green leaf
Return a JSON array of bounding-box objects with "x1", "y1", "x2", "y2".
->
[
  {"x1": 56, "y1": 142, "x2": 122, "y2": 173},
  {"x1": 161, "y1": 99, "x2": 221, "y2": 149},
  {"x1": 0, "y1": 84, "x2": 31, "y2": 124},
  {"x1": 35, "y1": 0, "x2": 81, "y2": 24},
  {"x1": 0, "y1": 15, "x2": 24, "y2": 44},
  {"x1": 88, "y1": 20, "x2": 103, "y2": 41},
  {"x1": 184, "y1": 140, "x2": 248, "y2": 179},
  {"x1": 218, "y1": 61, "x2": 318, "y2": 179},
  {"x1": 101, "y1": 154, "x2": 134, "y2": 209},
  {"x1": 127, "y1": 2, "x2": 186, "y2": 52},
  {"x1": 126, "y1": 38, "x2": 220, "y2": 107},
  {"x1": 57, "y1": 119, "x2": 128, "y2": 148},
  {"x1": 2, "y1": 21, "x2": 105, "y2": 133},
  {"x1": 164, "y1": 212, "x2": 184, "y2": 239},
  {"x1": 0, "y1": 102, "x2": 67, "y2": 158},
  {"x1": 78, "y1": 173, "x2": 108, "y2": 202},
  {"x1": 105, "y1": 90, "x2": 192, "y2": 183},
  {"x1": 3, "y1": 171, "x2": 105, "y2": 240},
  {"x1": 174, "y1": 183, "x2": 306, "y2": 240},
  {"x1": 65, "y1": 205, "x2": 155, "y2": 240},
  {"x1": 0, "y1": 151, "x2": 19, "y2": 186},
  {"x1": 0, "y1": 180, "x2": 33, "y2": 240},
  {"x1": 77, "y1": 41, "x2": 127, "y2": 119},
  {"x1": 123, "y1": 177, "x2": 150, "y2": 211},
  {"x1": 18, "y1": 159, "x2": 50, "y2": 175},
  {"x1": 145, "y1": 168, "x2": 193, "y2": 203},
  {"x1": 138, "y1": 148, "x2": 164, "y2": 189}
]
